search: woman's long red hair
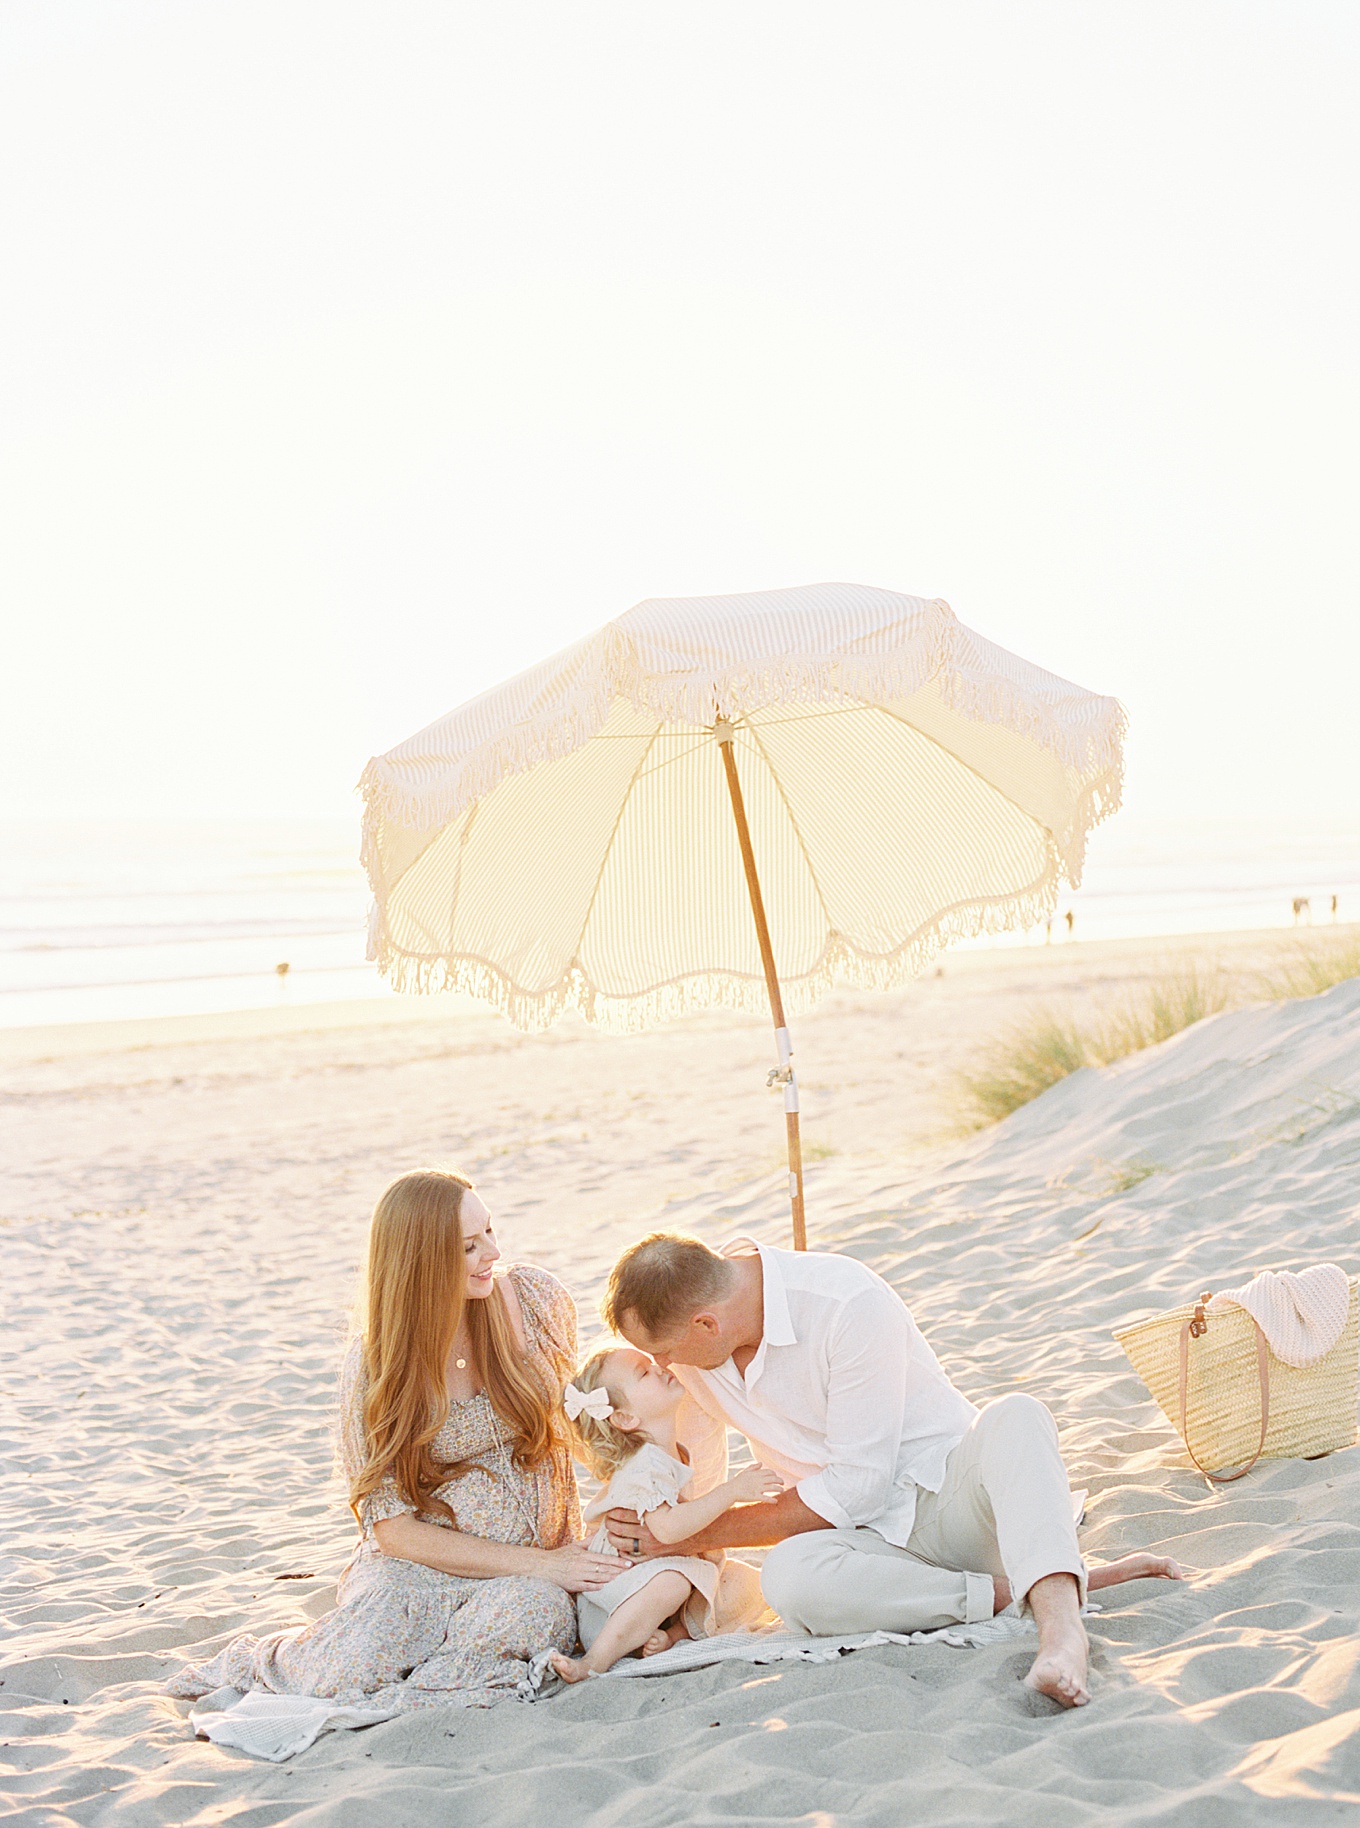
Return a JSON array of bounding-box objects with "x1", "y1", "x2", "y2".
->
[{"x1": 349, "y1": 1170, "x2": 561, "y2": 1524}]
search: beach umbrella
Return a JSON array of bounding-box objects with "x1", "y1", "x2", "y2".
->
[{"x1": 359, "y1": 583, "x2": 1125, "y2": 1248}]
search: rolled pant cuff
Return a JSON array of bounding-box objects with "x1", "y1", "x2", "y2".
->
[{"x1": 963, "y1": 1571, "x2": 995, "y2": 1623}]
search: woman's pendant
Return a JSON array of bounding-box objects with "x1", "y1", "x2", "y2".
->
[{"x1": 455, "y1": 1357, "x2": 467, "y2": 1370}]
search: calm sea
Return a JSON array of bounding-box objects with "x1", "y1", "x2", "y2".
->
[{"x1": 3, "y1": 816, "x2": 1358, "y2": 1030}]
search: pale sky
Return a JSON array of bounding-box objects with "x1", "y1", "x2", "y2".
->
[{"x1": 3, "y1": 2, "x2": 1356, "y2": 823}]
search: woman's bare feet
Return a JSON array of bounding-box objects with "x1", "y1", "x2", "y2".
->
[{"x1": 1087, "y1": 1552, "x2": 1184, "y2": 1591}]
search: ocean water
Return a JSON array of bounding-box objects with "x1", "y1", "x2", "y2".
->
[
  {"x1": 3, "y1": 815, "x2": 1358, "y2": 1030},
  {"x1": 1, "y1": 820, "x2": 371, "y2": 1030}
]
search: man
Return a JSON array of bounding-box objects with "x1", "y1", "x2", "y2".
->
[{"x1": 602, "y1": 1232, "x2": 1182, "y2": 1707}]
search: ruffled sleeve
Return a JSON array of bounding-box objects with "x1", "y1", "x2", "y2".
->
[
  {"x1": 606, "y1": 1444, "x2": 691, "y2": 1519},
  {"x1": 334, "y1": 1335, "x2": 413, "y2": 1530},
  {"x1": 509, "y1": 1263, "x2": 577, "y2": 1390}
]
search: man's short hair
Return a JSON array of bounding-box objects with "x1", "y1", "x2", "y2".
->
[{"x1": 602, "y1": 1232, "x2": 732, "y2": 1338}]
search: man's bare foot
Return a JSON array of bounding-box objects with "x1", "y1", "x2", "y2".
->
[
  {"x1": 1087, "y1": 1552, "x2": 1184, "y2": 1591},
  {"x1": 1023, "y1": 1572, "x2": 1089, "y2": 1709},
  {"x1": 641, "y1": 1621, "x2": 690, "y2": 1657},
  {"x1": 547, "y1": 1650, "x2": 593, "y2": 1684},
  {"x1": 1024, "y1": 1621, "x2": 1090, "y2": 1709}
]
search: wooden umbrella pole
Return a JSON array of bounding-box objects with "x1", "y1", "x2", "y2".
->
[{"x1": 715, "y1": 719, "x2": 807, "y2": 1250}]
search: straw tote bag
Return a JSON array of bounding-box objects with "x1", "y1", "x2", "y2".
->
[{"x1": 1114, "y1": 1277, "x2": 1360, "y2": 1482}]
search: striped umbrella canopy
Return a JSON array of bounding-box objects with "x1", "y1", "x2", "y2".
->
[{"x1": 360, "y1": 582, "x2": 1125, "y2": 1247}]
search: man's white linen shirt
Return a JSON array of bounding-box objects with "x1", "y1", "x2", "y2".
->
[{"x1": 674, "y1": 1240, "x2": 978, "y2": 1546}]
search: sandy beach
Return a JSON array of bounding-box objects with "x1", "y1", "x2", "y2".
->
[{"x1": 4, "y1": 927, "x2": 1360, "y2": 1824}]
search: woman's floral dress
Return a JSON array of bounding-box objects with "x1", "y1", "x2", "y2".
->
[{"x1": 165, "y1": 1264, "x2": 582, "y2": 1711}]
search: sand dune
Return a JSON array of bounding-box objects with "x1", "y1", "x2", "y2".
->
[{"x1": 3, "y1": 933, "x2": 1358, "y2": 1823}]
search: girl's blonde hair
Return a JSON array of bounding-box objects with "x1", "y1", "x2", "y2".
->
[
  {"x1": 565, "y1": 1344, "x2": 649, "y2": 1482},
  {"x1": 350, "y1": 1169, "x2": 566, "y2": 1525}
]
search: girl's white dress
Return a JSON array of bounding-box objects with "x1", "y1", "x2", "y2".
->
[{"x1": 576, "y1": 1443, "x2": 769, "y2": 1651}]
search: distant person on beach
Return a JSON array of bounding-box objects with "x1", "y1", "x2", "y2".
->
[
  {"x1": 546, "y1": 1344, "x2": 779, "y2": 1682},
  {"x1": 602, "y1": 1234, "x2": 1184, "y2": 1709},
  {"x1": 165, "y1": 1171, "x2": 621, "y2": 1711}
]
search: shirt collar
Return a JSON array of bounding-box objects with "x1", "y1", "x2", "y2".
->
[{"x1": 719, "y1": 1237, "x2": 796, "y2": 1382}]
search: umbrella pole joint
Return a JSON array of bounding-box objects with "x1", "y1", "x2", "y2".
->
[{"x1": 715, "y1": 719, "x2": 808, "y2": 1250}]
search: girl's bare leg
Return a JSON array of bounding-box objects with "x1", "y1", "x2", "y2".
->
[{"x1": 549, "y1": 1572, "x2": 693, "y2": 1683}]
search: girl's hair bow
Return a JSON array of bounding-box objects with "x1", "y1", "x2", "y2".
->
[{"x1": 563, "y1": 1382, "x2": 614, "y2": 1423}]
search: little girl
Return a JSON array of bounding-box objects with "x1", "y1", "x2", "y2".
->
[{"x1": 550, "y1": 1343, "x2": 782, "y2": 1681}]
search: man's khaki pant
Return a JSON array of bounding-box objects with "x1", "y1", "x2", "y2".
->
[{"x1": 760, "y1": 1393, "x2": 1087, "y2": 1635}]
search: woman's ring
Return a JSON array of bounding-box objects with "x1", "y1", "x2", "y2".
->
[{"x1": 633, "y1": 1537, "x2": 641, "y2": 1553}]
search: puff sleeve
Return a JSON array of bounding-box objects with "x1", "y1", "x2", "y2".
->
[{"x1": 334, "y1": 1336, "x2": 413, "y2": 1530}]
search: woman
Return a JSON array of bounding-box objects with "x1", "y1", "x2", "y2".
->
[{"x1": 166, "y1": 1170, "x2": 623, "y2": 1710}]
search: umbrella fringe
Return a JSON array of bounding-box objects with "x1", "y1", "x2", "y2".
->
[
  {"x1": 939, "y1": 670, "x2": 1127, "y2": 810},
  {"x1": 357, "y1": 614, "x2": 1126, "y2": 843},
  {"x1": 1060, "y1": 745, "x2": 1125, "y2": 880},
  {"x1": 365, "y1": 866, "x2": 1078, "y2": 1036}
]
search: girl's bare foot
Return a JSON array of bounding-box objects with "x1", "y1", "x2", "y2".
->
[
  {"x1": 641, "y1": 1621, "x2": 690, "y2": 1657},
  {"x1": 547, "y1": 1650, "x2": 592, "y2": 1684},
  {"x1": 1087, "y1": 1552, "x2": 1184, "y2": 1591}
]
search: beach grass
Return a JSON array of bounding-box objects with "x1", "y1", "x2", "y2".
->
[
  {"x1": 1261, "y1": 932, "x2": 1360, "y2": 1000},
  {"x1": 951, "y1": 1012, "x2": 1094, "y2": 1127},
  {"x1": 955, "y1": 939, "x2": 1360, "y2": 1128},
  {"x1": 953, "y1": 967, "x2": 1227, "y2": 1128}
]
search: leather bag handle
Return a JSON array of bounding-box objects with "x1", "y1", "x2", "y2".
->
[{"x1": 1178, "y1": 1291, "x2": 1270, "y2": 1483}]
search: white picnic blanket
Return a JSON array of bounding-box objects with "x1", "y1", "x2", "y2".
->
[
  {"x1": 188, "y1": 1687, "x2": 399, "y2": 1762},
  {"x1": 184, "y1": 1493, "x2": 1096, "y2": 1756},
  {"x1": 516, "y1": 1601, "x2": 1102, "y2": 1700},
  {"x1": 1208, "y1": 1264, "x2": 1351, "y2": 1367},
  {"x1": 184, "y1": 1604, "x2": 1083, "y2": 1753}
]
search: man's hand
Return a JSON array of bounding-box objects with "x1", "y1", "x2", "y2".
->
[
  {"x1": 604, "y1": 1507, "x2": 665, "y2": 1558},
  {"x1": 607, "y1": 1485, "x2": 832, "y2": 1557}
]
